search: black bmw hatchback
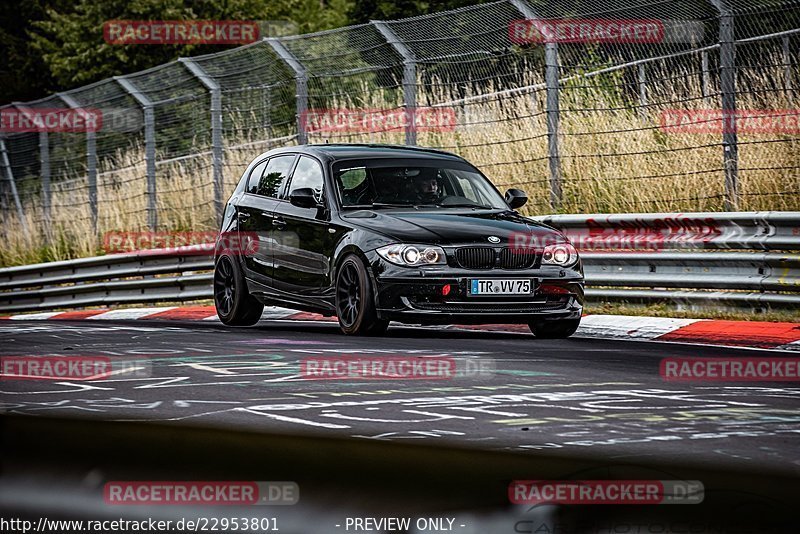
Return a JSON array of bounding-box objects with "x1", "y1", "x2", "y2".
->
[{"x1": 214, "y1": 144, "x2": 584, "y2": 337}]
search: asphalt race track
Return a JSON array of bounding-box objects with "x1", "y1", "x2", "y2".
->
[{"x1": 2, "y1": 318, "x2": 798, "y2": 477}]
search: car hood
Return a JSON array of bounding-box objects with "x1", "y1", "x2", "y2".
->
[{"x1": 341, "y1": 209, "x2": 564, "y2": 246}]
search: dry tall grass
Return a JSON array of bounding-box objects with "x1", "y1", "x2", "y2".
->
[{"x1": 1, "y1": 61, "x2": 797, "y2": 266}]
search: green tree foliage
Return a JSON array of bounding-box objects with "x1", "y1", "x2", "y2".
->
[
  {"x1": 4, "y1": 0, "x2": 493, "y2": 105},
  {"x1": 348, "y1": 0, "x2": 488, "y2": 23},
  {"x1": 18, "y1": 0, "x2": 352, "y2": 98},
  {"x1": 0, "y1": 0, "x2": 71, "y2": 103}
]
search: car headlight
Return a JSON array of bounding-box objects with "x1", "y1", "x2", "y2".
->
[
  {"x1": 377, "y1": 244, "x2": 446, "y2": 266},
  {"x1": 542, "y1": 243, "x2": 578, "y2": 266}
]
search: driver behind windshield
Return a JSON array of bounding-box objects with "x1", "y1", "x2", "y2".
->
[
  {"x1": 411, "y1": 170, "x2": 443, "y2": 204},
  {"x1": 336, "y1": 161, "x2": 506, "y2": 209}
]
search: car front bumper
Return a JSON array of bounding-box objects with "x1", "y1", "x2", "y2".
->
[{"x1": 367, "y1": 252, "x2": 584, "y2": 325}]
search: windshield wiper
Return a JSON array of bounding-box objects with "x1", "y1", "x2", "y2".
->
[
  {"x1": 343, "y1": 202, "x2": 415, "y2": 209},
  {"x1": 372, "y1": 202, "x2": 417, "y2": 208},
  {"x1": 436, "y1": 202, "x2": 491, "y2": 209},
  {"x1": 344, "y1": 202, "x2": 491, "y2": 210}
]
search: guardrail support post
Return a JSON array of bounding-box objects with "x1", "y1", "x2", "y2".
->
[
  {"x1": 710, "y1": 0, "x2": 739, "y2": 211},
  {"x1": 265, "y1": 38, "x2": 308, "y2": 145},
  {"x1": 510, "y1": 0, "x2": 562, "y2": 209},
  {"x1": 180, "y1": 58, "x2": 224, "y2": 225},
  {"x1": 373, "y1": 21, "x2": 417, "y2": 146},
  {"x1": 116, "y1": 76, "x2": 158, "y2": 230},
  {"x1": 0, "y1": 137, "x2": 28, "y2": 233},
  {"x1": 58, "y1": 93, "x2": 98, "y2": 235}
]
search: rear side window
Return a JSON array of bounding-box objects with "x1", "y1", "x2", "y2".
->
[
  {"x1": 248, "y1": 155, "x2": 295, "y2": 198},
  {"x1": 246, "y1": 160, "x2": 269, "y2": 194},
  {"x1": 287, "y1": 156, "x2": 324, "y2": 202}
]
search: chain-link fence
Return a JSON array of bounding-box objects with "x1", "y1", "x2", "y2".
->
[{"x1": 1, "y1": 0, "x2": 799, "y2": 264}]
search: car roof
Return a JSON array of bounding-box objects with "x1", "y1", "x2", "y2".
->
[{"x1": 254, "y1": 143, "x2": 466, "y2": 163}]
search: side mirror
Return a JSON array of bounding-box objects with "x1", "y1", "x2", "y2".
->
[
  {"x1": 289, "y1": 187, "x2": 320, "y2": 209},
  {"x1": 505, "y1": 188, "x2": 528, "y2": 209}
]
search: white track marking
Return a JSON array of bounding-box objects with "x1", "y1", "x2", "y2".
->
[
  {"x1": 577, "y1": 314, "x2": 702, "y2": 340},
  {"x1": 87, "y1": 307, "x2": 177, "y2": 320},
  {"x1": 9, "y1": 311, "x2": 61, "y2": 320}
]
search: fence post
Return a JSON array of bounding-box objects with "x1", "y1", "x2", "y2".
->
[
  {"x1": 265, "y1": 38, "x2": 308, "y2": 145},
  {"x1": 373, "y1": 20, "x2": 417, "y2": 146},
  {"x1": 710, "y1": 0, "x2": 739, "y2": 211},
  {"x1": 0, "y1": 137, "x2": 28, "y2": 232},
  {"x1": 701, "y1": 50, "x2": 711, "y2": 103},
  {"x1": 116, "y1": 76, "x2": 158, "y2": 230},
  {"x1": 783, "y1": 36, "x2": 793, "y2": 94},
  {"x1": 13, "y1": 104, "x2": 50, "y2": 238},
  {"x1": 39, "y1": 131, "x2": 50, "y2": 236},
  {"x1": 264, "y1": 86, "x2": 273, "y2": 142},
  {"x1": 637, "y1": 63, "x2": 648, "y2": 121},
  {"x1": 58, "y1": 93, "x2": 98, "y2": 235},
  {"x1": 544, "y1": 43, "x2": 563, "y2": 210},
  {"x1": 510, "y1": 0, "x2": 562, "y2": 209},
  {"x1": 180, "y1": 58, "x2": 224, "y2": 225}
]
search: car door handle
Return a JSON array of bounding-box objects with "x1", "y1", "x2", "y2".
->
[
  {"x1": 272, "y1": 217, "x2": 286, "y2": 228},
  {"x1": 237, "y1": 211, "x2": 250, "y2": 221}
]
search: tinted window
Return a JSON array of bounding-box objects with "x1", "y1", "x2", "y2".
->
[
  {"x1": 287, "y1": 156, "x2": 324, "y2": 202},
  {"x1": 251, "y1": 155, "x2": 295, "y2": 198},
  {"x1": 333, "y1": 158, "x2": 506, "y2": 209},
  {"x1": 339, "y1": 167, "x2": 367, "y2": 190},
  {"x1": 245, "y1": 160, "x2": 268, "y2": 194},
  {"x1": 455, "y1": 175, "x2": 479, "y2": 202}
]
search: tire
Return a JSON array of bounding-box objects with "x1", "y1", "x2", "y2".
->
[
  {"x1": 528, "y1": 318, "x2": 580, "y2": 339},
  {"x1": 335, "y1": 254, "x2": 389, "y2": 336},
  {"x1": 213, "y1": 253, "x2": 264, "y2": 326}
]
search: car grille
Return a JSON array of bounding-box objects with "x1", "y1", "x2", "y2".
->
[
  {"x1": 454, "y1": 247, "x2": 539, "y2": 269},
  {"x1": 500, "y1": 248, "x2": 537, "y2": 269},
  {"x1": 455, "y1": 247, "x2": 495, "y2": 269},
  {"x1": 408, "y1": 300, "x2": 566, "y2": 313}
]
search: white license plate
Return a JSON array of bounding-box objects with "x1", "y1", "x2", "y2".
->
[{"x1": 470, "y1": 279, "x2": 533, "y2": 295}]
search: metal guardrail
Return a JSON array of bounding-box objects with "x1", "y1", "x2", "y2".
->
[
  {"x1": 0, "y1": 250, "x2": 213, "y2": 313},
  {"x1": 2, "y1": 0, "x2": 799, "y2": 241},
  {"x1": 532, "y1": 211, "x2": 800, "y2": 250},
  {"x1": 0, "y1": 212, "x2": 798, "y2": 314},
  {"x1": 534, "y1": 211, "x2": 800, "y2": 310}
]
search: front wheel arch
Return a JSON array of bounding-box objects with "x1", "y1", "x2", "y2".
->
[
  {"x1": 333, "y1": 246, "x2": 380, "y2": 302},
  {"x1": 334, "y1": 253, "x2": 388, "y2": 336},
  {"x1": 213, "y1": 253, "x2": 264, "y2": 327}
]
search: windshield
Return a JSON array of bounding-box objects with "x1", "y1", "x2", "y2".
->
[{"x1": 333, "y1": 158, "x2": 508, "y2": 209}]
